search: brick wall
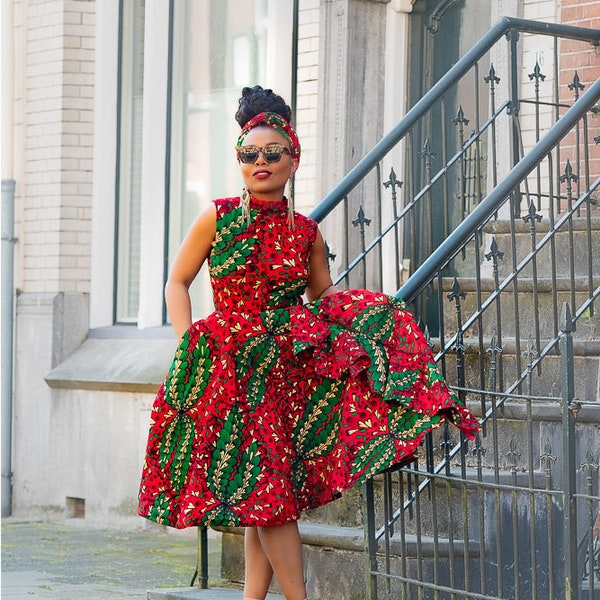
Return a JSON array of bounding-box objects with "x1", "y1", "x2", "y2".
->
[
  {"x1": 17, "y1": 0, "x2": 95, "y2": 294},
  {"x1": 520, "y1": 0, "x2": 560, "y2": 148},
  {"x1": 559, "y1": 0, "x2": 600, "y2": 185}
]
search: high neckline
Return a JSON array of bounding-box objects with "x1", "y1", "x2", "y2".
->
[{"x1": 247, "y1": 196, "x2": 288, "y2": 213}]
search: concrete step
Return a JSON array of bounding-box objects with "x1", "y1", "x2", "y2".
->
[
  {"x1": 440, "y1": 337, "x2": 600, "y2": 400},
  {"x1": 147, "y1": 587, "x2": 284, "y2": 599},
  {"x1": 482, "y1": 216, "x2": 600, "y2": 280},
  {"x1": 438, "y1": 276, "x2": 600, "y2": 341}
]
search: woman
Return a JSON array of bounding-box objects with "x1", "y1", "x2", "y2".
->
[{"x1": 138, "y1": 85, "x2": 479, "y2": 600}]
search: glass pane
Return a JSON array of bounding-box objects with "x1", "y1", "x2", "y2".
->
[
  {"x1": 168, "y1": 0, "x2": 292, "y2": 322},
  {"x1": 115, "y1": 0, "x2": 145, "y2": 323}
]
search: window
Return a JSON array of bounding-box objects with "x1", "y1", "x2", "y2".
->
[
  {"x1": 112, "y1": 0, "x2": 294, "y2": 326},
  {"x1": 115, "y1": 0, "x2": 146, "y2": 323},
  {"x1": 167, "y1": 0, "x2": 294, "y2": 320}
]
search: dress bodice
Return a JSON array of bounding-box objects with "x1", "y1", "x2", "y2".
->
[{"x1": 209, "y1": 197, "x2": 318, "y2": 314}]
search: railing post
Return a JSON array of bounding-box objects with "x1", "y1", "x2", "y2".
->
[
  {"x1": 363, "y1": 479, "x2": 378, "y2": 600},
  {"x1": 559, "y1": 303, "x2": 578, "y2": 599},
  {"x1": 506, "y1": 28, "x2": 524, "y2": 218},
  {"x1": 191, "y1": 525, "x2": 208, "y2": 588}
]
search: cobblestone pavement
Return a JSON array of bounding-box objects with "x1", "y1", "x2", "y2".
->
[{"x1": 1, "y1": 518, "x2": 227, "y2": 600}]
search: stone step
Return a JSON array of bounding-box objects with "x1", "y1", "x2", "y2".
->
[
  {"x1": 482, "y1": 216, "x2": 600, "y2": 280},
  {"x1": 302, "y1": 485, "x2": 363, "y2": 528},
  {"x1": 438, "y1": 337, "x2": 600, "y2": 400},
  {"x1": 437, "y1": 276, "x2": 599, "y2": 341}
]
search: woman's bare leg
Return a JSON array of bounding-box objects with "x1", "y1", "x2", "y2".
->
[
  {"x1": 244, "y1": 527, "x2": 273, "y2": 600},
  {"x1": 256, "y1": 521, "x2": 306, "y2": 600}
]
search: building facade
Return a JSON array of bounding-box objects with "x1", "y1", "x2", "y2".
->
[{"x1": 1, "y1": 0, "x2": 595, "y2": 525}]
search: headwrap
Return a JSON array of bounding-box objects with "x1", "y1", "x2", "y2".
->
[{"x1": 237, "y1": 111, "x2": 301, "y2": 160}]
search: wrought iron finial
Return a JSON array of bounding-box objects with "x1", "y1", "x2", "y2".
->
[
  {"x1": 453, "y1": 105, "x2": 470, "y2": 127},
  {"x1": 522, "y1": 338, "x2": 538, "y2": 363},
  {"x1": 581, "y1": 450, "x2": 599, "y2": 473},
  {"x1": 507, "y1": 438, "x2": 522, "y2": 472},
  {"x1": 568, "y1": 71, "x2": 585, "y2": 100},
  {"x1": 523, "y1": 201, "x2": 542, "y2": 226},
  {"x1": 485, "y1": 237, "x2": 504, "y2": 263},
  {"x1": 420, "y1": 138, "x2": 436, "y2": 161},
  {"x1": 528, "y1": 61, "x2": 546, "y2": 84},
  {"x1": 560, "y1": 160, "x2": 578, "y2": 185},
  {"x1": 423, "y1": 324, "x2": 434, "y2": 350},
  {"x1": 383, "y1": 167, "x2": 403, "y2": 192},
  {"x1": 560, "y1": 302, "x2": 574, "y2": 334},
  {"x1": 447, "y1": 277, "x2": 466, "y2": 302},
  {"x1": 352, "y1": 205, "x2": 371, "y2": 230},
  {"x1": 540, "y1": 438, "x2": 557, "y2": 469},
  {"x1": 484, "y1": 64, "x2": 500, "y2": 86},
  {"x1": 486, "y1": 330, "x2": 503, "y2": 356},
  {"x1": 471, "y1": 434, "x2": 486, "y2": 459},
  {"x1": 440, "y1": 426, "x2": 455, "y2": 454},
  {"x1": 324, "y1": 241, "x2": 336, "y2": 271}
]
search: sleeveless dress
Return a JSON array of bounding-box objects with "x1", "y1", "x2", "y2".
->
[{"x1": 138, "y1": 196, "x2": 479, "y2": 529}]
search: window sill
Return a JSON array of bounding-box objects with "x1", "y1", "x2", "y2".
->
[{"x1": 45, "y1": 326, "x2": 177, "y2": 393}]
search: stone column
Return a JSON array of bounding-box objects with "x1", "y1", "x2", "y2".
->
[{"x1": 317, "y1": 0, "x2": 391, "y2": 288}]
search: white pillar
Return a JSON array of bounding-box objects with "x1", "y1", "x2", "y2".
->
[
  {"x1": 137, "y1": 1, "x2": 170, "y2": 328},
  {"x1": 90, "y1": 0, "x2": 120, "y2": 328}
]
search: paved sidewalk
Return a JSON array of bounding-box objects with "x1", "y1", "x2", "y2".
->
[{"x1": 1, "y1": 518, "x2": 255, "y2": 600}]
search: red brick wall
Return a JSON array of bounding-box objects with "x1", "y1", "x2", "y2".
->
[{"x1": 559, "y1": 0, "x2": 600, "y2": 188}]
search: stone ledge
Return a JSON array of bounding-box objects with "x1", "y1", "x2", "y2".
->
[
  {"x1": 45, "y1": 334, "x2": 176, "y2": 392},
  {"x1": 215, "y1": 521, "x2": 365, "y2": 553}
]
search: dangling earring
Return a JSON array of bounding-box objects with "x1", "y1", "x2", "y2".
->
[
  {"x1": 241, "y1": 187, "x2": 251, "y2": 225},
  {"x1": 287, "y1": 176, "x2": 295, "y2": 227}
]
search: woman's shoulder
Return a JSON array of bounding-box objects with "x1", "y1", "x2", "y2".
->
[{"x1": 292, "y1": 210, "x2": 317, "y2": 233}]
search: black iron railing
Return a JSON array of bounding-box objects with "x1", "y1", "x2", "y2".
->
[{"x1": 309, "y1": 17, "x2": 600, "y2": 600}]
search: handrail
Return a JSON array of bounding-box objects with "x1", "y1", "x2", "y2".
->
[
  {"x1": 397, "y1": 76, "x2": 600, "y2": 304},
  {"x1": 308, "y1": 16, "x2": 600, "y2": 224}
]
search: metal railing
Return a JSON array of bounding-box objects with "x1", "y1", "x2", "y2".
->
[{"x1": 309, "y1": 17, "x2": 600, "y2": 600}]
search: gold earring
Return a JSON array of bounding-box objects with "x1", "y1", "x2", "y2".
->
[
  {"x1": 241, "y1": 187, "x2": 251, "y2": 225},
  {"x1": 287, "y1": 178, "x2": 295, "y2": 227}
]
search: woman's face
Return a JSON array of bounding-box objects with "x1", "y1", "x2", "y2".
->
[{"x1": 237, "y1": 125, "x2": 299, "y2": 202}]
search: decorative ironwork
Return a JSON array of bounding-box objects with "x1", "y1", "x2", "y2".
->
[
  {"x1": 308, "y1": 18, "x2": 600, "y2": 600},
  {"x1": 540, "y1": 439, "x2": 556, "y2": 474},
  {"x1": 383, "y1": 168, "x2": 404, "y2": 286},
  {"x1": 568, "y1": 71, "x2": 585, "y2": 100},
  {"x1": 506, "y1": 438, "x2": 522, "y2": 473},
  {"x1": 324, "y1": 241, "x2": 336, "y2": 271},
  {"x1": 528, "y1": 61, "x2": 546, "y2": 86}
]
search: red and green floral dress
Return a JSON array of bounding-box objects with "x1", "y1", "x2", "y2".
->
[{"x1": 138, "y1": 196, "x2": 479, "y2": 529}]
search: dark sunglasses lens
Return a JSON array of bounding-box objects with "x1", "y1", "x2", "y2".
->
[
  {"x1": 237, "y1": 147, "x2": 259, "y2": 163},
  {"x1": 262, "y1": 146, "x2": 284, "y2": 162}
]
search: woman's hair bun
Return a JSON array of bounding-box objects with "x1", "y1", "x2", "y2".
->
[{"x1": 235, "y1": 85, "x2": 293, "y2": 127}]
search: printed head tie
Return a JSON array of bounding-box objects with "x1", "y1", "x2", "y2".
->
[{"x1": 237, "y1": 111, "x2": 301, "y2": 161}]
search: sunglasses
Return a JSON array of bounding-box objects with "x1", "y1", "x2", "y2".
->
[{"x1": 235, "y1": 143, "x2": 292, "y2": 164}]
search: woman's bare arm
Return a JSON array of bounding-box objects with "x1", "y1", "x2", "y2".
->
[
  {"x1": 165, "y1": 203, "x2": 217, "y2": 339},
  {"x1": 305, "y1": 229, "x2": 337, "y2": 302}
]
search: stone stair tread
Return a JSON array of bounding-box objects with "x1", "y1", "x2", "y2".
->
[
  {"x1": 298, "y1": 520, "x2": 364, "y2": 551},
  {"x1": 147, "y1": 587, "x2": 284, "y2": 599}
]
